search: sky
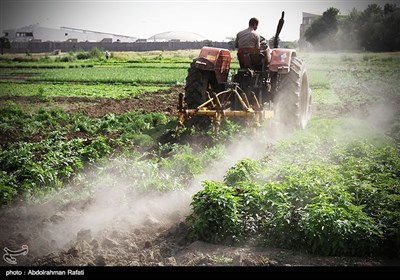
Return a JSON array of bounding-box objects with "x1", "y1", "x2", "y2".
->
[{"x1": 1, "y1": 0, "x2": 399, "y2": 41}]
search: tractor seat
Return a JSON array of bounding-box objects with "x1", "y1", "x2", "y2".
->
[{"x1": 237, "y1": 48, "x2": 264, "y2": 70}]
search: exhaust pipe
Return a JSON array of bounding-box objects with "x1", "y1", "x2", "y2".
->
[{"x1": 273, "y1": 11, "x2": 285, "y2": 48}]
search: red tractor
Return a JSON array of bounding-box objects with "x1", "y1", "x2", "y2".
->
[{"x1": 177, "y1": 12, "x2": 312, "y2": 133}]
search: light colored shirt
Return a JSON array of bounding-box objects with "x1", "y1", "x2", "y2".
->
[{"x1": 235, "y1": 27, "x2": 260, "y2": 49}]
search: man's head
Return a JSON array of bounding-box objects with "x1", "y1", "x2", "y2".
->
[{"x1": 249, "y1": 17, "x2": 259, "y2": 30}]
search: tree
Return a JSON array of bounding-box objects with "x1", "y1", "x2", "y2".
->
[
  {"x1": 304, "y1": 3, "x2": 400, "y2": 52},
  {"x1": 381, "y1": 4, "x2": 400, "y2": 51},
  {"x1": 357, "y1": 4, "x2": 384, "y2": 51},
  {"x1": 304, "y1": 7, "x2": 340, "y2": 50},
  {"x1": 0, "y1": 37, "x2": 11, "y2": 55},
  {"x1": 338, "y1": 8, "x2": 361, "y2": 50}
]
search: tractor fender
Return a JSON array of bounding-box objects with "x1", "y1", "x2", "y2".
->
[
  {"x1": 269, "y1": 48, "x2": 296, "y2": 74},
  {"x1": 194, "y1": 47, "x2": 231, "y2": 84}
]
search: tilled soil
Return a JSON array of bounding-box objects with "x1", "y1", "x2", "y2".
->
[{"x1": 1, "y1": 193, "x2": 396, "y2": 267}]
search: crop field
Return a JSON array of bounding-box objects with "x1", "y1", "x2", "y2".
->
[{"x1": 0, "y1": 49, "x2": 399, "y2": 266}]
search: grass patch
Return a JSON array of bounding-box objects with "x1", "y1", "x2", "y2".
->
[{"x1": 0, "y1": 83, "x2": 170, "y2": 99}]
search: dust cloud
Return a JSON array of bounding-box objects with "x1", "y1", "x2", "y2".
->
[
  {"x1": 332, "y1": 102, "x2": 397, "y2": 143},
  {"x1": 0, "y1": 117, "x2": 290, "y2": 261}
]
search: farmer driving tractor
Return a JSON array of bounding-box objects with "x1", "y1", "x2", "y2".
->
[{"x1": 235, "y1": 17, "x2": 271, "y2": 70}]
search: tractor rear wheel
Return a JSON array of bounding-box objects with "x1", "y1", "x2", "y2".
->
[
  {"x1": 184, "y1": 60, "x2": 210, "y2": 108},
  {"x1": 275, "y1": 56, "x2": 312, "y2": 130},
  {"x1": 184, "y1": 60, "x2": 224, "y2": 127}
]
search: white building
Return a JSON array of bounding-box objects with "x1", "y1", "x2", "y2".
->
[
  {"x1": 148, "y1": 31, "x2": 207, "y2": 42},
  {"x1": 2, "y1": 24, "x2": 137, "y2": 43}
]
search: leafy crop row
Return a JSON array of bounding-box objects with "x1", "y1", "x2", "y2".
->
[
  {"x1": 188, "y1": 119, "x2": 400, "y2": 256},
  {"x1": 0, "y1": 104, "x2": 171, "y2": 206},
  {"x1": 0, "y1": 132, "x2": 110, "y2": 205}
]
